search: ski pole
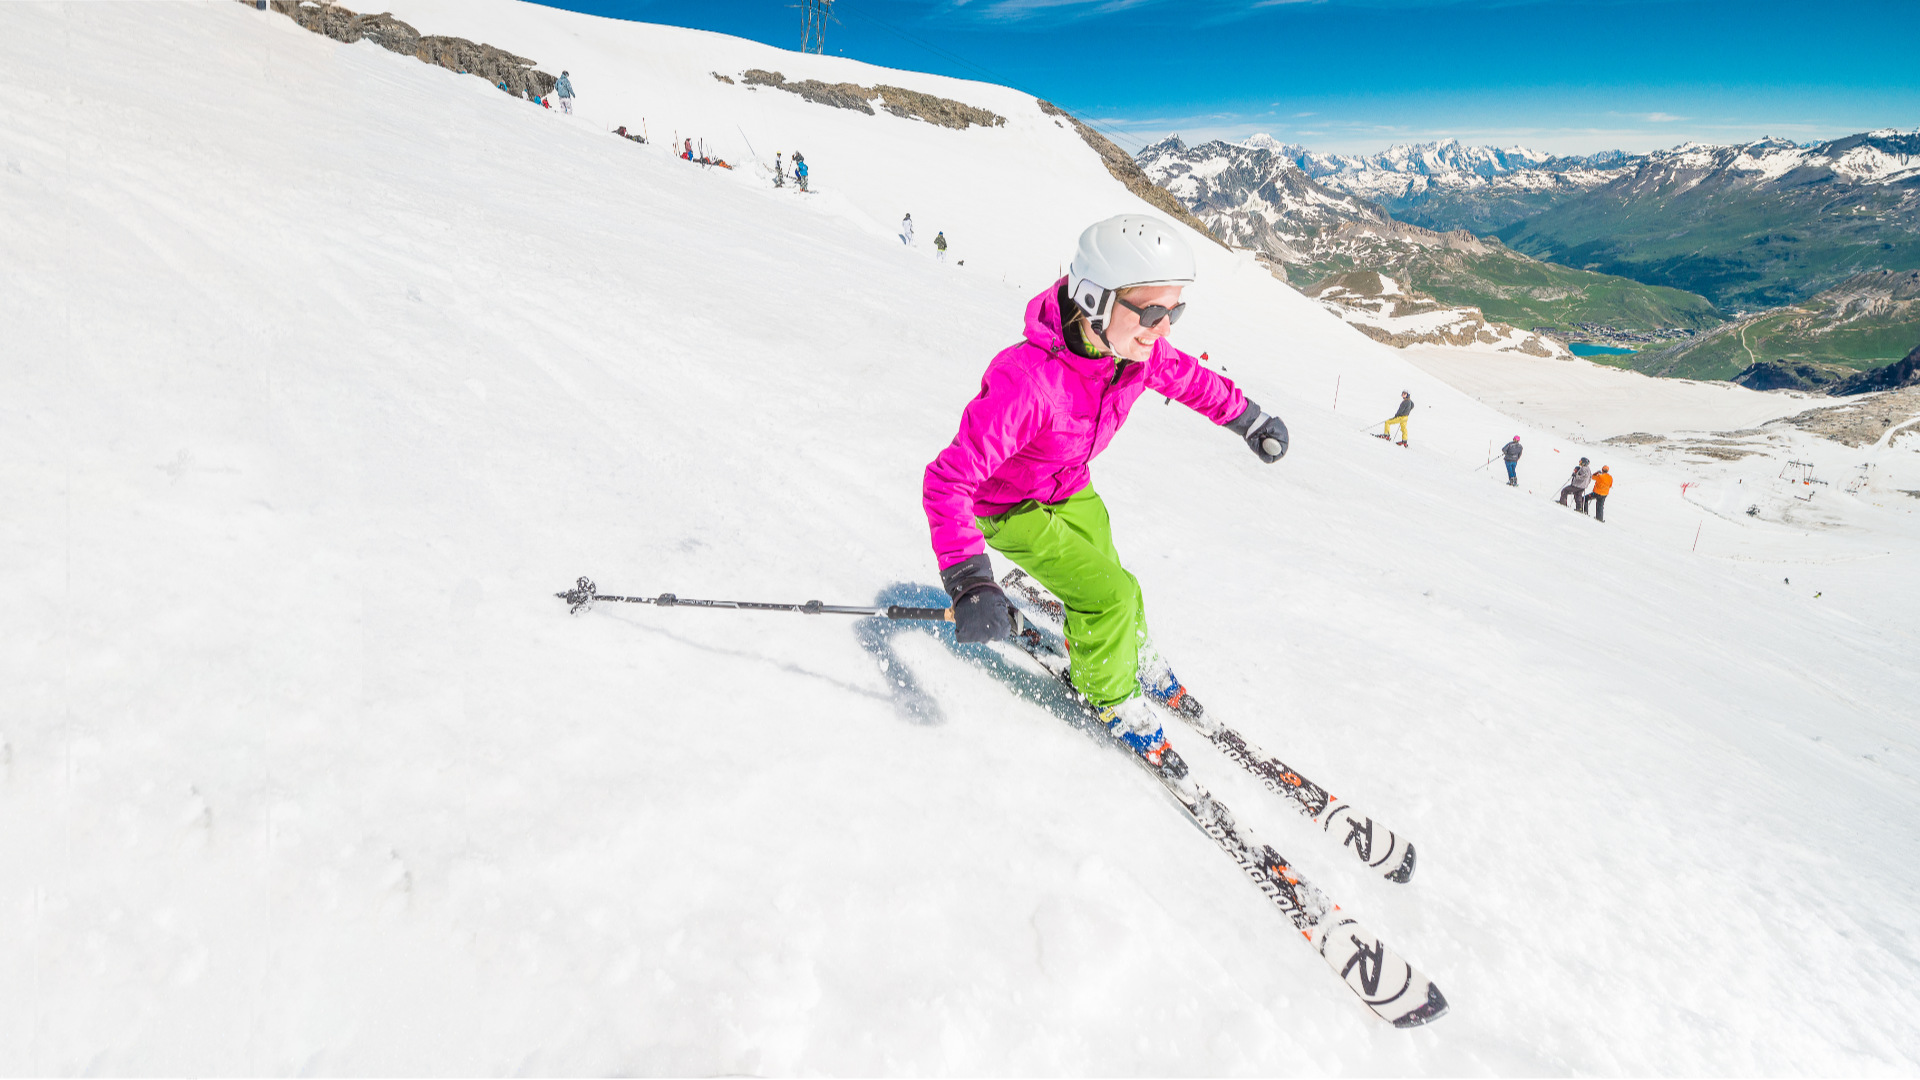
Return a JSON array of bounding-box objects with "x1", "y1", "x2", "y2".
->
[{"x1": 556, "y1": 576, "x2": 961, "y2": 623}]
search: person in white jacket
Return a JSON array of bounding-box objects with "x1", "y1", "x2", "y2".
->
[{"x1": 901, "y1": 213, "x2": 914, "y2": 246}]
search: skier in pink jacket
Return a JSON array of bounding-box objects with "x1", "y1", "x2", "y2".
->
[{"x1": 923, "y1": 215, "x2": 1289, "y2": 764}]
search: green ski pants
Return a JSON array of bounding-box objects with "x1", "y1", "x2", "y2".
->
[{"x1": 978, "y1": 487, "x2": 1148, "y2": 708}]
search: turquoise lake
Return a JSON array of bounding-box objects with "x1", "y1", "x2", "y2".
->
[{"x1": 1569, "y1": 342, "x2": 1638, "y2": 357}]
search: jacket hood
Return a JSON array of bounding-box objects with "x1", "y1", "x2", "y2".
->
[
  {"x1": 1023, "y1": 277, "x2": 1170, "y2": 379},
  {"x1": 1022, "y1": 278, "x2": 1071, "y2": 355}
]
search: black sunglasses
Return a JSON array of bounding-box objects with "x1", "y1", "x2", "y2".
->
[{"x1": 1114, "y1": 295, "x2": 1187, "y2": 329}]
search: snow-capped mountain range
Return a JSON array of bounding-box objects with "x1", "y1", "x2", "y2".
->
[
  {"x1": 1210, "y1": 130, "x2": 1920, "y2": 203},
  {"x1": 1134, "y1": 136, "x2": 1391, "y2": 260},
  {"x1": 1498, "y1": 129, "x2": 1920, "y2": 312},
  {"x1": 1150, "y1": 131, "x2": 1920, "y2": 235},
  {"x1": 1252, "y1": 134, "x2": 1638, "y2": 205},
  {"x1": 1135, "y1": 136, "x2": 1723, "y2": 337}
]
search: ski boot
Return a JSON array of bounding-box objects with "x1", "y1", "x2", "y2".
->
[
  {"x1": 1095, "y1": 695, "x2": 1185, "y2": 778},
  {"x1": 1396, "y1": 440, "x2": 1409, "y2": 448},
  {"x1": 1138, "y1": 653, "x2": 1205, "y2": 721}
]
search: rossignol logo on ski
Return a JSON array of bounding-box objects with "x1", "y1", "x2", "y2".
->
[
  {"x1": 1344, "y1": 817, "x2": 1375, "y2": 862},
  {"x1": 1341, "y1": 934, "x2": 1386, "y2": 997}
]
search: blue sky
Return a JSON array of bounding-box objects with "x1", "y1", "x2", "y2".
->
[{"x1": 531, "y1": 0, "x2": 1919, "y2": 156}]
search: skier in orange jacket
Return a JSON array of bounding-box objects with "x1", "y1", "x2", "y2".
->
[{"x1": 1589, "y1": 466, "x2": 1613, "y2": 522}]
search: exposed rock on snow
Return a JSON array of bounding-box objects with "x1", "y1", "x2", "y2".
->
[
  {"x1": 1305, "y1": 268, "x2": 1566, "y2": 356},
  {"x1": 265, "y1": 0, "x2": 558, "y2": 101},
  {"x1": 737, "y1": 69, "x2": 1005, "y2": 130},
  {"x1": 1766, "y1": 385, "x2": 1920, "y2": 446}
]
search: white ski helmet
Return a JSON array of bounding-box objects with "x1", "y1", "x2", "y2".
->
[{"x1": 1068, "y1": 214, "x2": 1196, "y2": 333}]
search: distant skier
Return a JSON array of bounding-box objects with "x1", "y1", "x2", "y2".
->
[
  {"x1": 1589, "y1": 466, "x2": 1613, "y2": 522},
  {"x1": 1559, "y1": 457, "x2": 1593, "y2": 513},
  {"x1": 924, "y1": 215, "x2": 1289, "y2": 771},
  {"x1": 934, "y1": 231, "x2": 948, "y2": 263},
  {"x1": 1379, "y1": 391, "x2": 1412, "y2": 446},
  {"x1": 682, "y1": 138, "x2": 693, "y2": 161},
  {"x1": 901, "y1": 213, "x2": 915, "y2": 246},
  {"x1": 555, "y1": 70, "x2": 575, "y2": 115},
  {"x1": 1501, "y1": 435, "x2": 1523, "y2": 485},
  {"x1": 774, "y1": 151, "x2": 785, "y2": 187},
  {"x1": 794, "y1": 151, "x2": 809, "y2": 192}
]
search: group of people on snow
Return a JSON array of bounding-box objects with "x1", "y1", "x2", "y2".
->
[
  {"x1": 1557, "y1": 458, "x2": 1613, "y2": 521},
  {"x1": 773, "y1": 151, "x2": 809, "y2": 191},
  {"x1": 899, "y1": 213, "x2": 951, "y2": 264},
  {"x1": 1371, "y1": 404, "x2": 1615, "y2": 520},
  {"x1": 1498, "y1": 438, "x2": 1614, "y2": 521},
  {"x1": 497, "y1": 69, "x2": 576, "y2": 113}
]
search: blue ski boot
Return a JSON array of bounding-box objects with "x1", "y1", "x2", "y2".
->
[
  {"x1": 1094, "y1": 695, "x2": 1184, "y2": 775},
  {"x1": 1138, "y1": 652, "x2": 1205, "y2": 720}
]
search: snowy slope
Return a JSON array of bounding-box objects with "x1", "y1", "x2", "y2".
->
[{"x1": 5, "y1": 2, "x2": 1920, "y2": 1073}]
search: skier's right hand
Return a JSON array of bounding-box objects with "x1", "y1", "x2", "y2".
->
[{"x1": 941, "y1": 554, "x2": 1013, "y2": 643}]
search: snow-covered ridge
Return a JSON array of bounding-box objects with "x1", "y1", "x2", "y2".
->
[{"x1": 1197, "y1": 130, "x2": 1920, "y2": 204}]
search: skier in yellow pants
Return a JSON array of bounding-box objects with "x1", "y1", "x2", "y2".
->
[{"x1": 1380, "y1": 391, "x2": 1413, "y2": 446}]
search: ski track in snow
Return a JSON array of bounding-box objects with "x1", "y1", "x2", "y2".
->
[{"x1": 3, "y1": 2, "x2": 1920, "y2": 1073}]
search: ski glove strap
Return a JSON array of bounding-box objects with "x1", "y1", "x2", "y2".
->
[
  {"x1": 941, "y1": 554, "x2": 1012, "y2": 643},
  {"x1": 1226, "y1": 401, "x2": 1289, "y2": 463}
]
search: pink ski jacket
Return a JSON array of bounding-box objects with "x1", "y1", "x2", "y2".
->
[{"x1": 923, "y1": 278, "x2": 1248, "y2": 569}]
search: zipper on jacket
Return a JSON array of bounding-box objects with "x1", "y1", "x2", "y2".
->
[{"x1": 1080, "y1": 360, "x2": 1125, "y2": 475}]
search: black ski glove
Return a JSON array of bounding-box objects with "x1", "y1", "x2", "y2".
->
[
  {"x1": 1227, "y1": 400, "x2": 1289, "y2": 463},
  {"x1": 940, "y1": 553, "x2": 1012, "y2": 643}
]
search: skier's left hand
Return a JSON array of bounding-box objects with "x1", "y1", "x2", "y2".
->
[
  {"x1": 941, "y1": 553, "x2": 1013, "y2": 643},
  {"x1": 1227, "y1": 401, "x2": 1289, "y2": 463}
]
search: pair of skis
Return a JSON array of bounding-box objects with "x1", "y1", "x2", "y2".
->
[
  {"x1": 553, "y1": 573, "x2": 1445, "y2": 1027},
  {"x1": 996, "y1": 569, "x2": 1447, "y2": 1028}
]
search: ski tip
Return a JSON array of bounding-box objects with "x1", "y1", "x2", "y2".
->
[
  {"x1": 1390, "y1": 982, "x2": 1449, "y2": 1028},
  {"x1": 1384, "y1": 843, "x2": 1416, "y2": 884}
]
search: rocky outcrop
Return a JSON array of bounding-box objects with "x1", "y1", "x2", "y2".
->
[
  {"x1": 1731, "y1": 359, "x2": 1858, "y2": 391},
  {"x1": 1035, "y1": 103, "x2": 1219, "y2": 247},
  {"x1": 738, "y1": 70, "x2": 1004, "y2": 130},
  {"x1": 263, "y1": 1, "x2": 557, "y2": 100},
  {"x1": 1831, "y1": 344, "x2": 1920, "y2": 395},
  {"x1": 872, "y1": 85, "x2": 1002, "y2": 131}
]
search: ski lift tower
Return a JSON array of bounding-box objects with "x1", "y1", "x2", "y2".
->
[{"x1": 800, "y1": 0, "x2": 833, "y2": 54}]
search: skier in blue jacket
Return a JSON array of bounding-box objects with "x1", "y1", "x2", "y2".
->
[
  {"x1": 794, "y1": 152, "x2": 809, "y2": 192},
  {"x1": 555, "y1": 71, "x2": 575, "y2": 115}
]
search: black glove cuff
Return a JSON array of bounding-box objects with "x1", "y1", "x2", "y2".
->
[
  {"x1": 1225, "y1": 399, "x2": 1265, "y2": 437},
  {"x1": 940, "y1": 553, "x2": 996, "y2": 601}
]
